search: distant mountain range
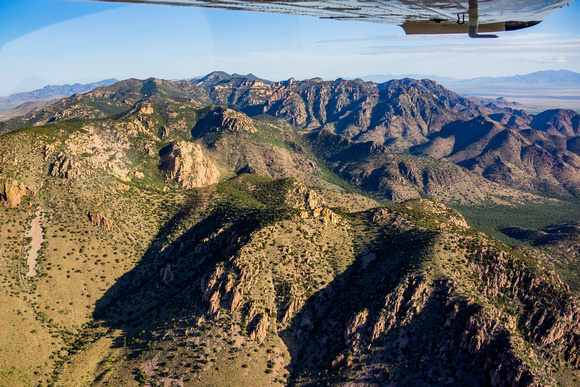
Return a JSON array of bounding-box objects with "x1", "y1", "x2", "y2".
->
[
  {"x1": 1, "y1": 71, "x2": 580, "y2": 386},
  {"x1": 361, "y1": 70, "x2": 580, "y2": 89},
  {"x1": 0, "y1": 78, "x2": 118, "y2": 115},
  {"x1": 457, "y1": 69, "x2": 580, "y2": 88},
  {"x1": 363, "y1": 70, "x2": 580, "y2": 112},
  {"x1": 361, "y1": 74, "x2": 457, "y2": 84}
]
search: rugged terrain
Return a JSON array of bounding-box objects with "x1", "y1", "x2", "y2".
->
[
  {"x1": 3, "y1": 72, "x2": 578, "y2": 198},
  {"x1": 0, "y1": 73, "x2": 579, "y2": 386},
  {"x1": 0, "y1": 79, "x2": 118, "y2": 117}
]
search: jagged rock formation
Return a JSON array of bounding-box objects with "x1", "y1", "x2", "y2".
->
[
  {"x1": 159, "y1": 141, "x2": 220, "y2": 189},
  {"x1": 88, "y1": 212, "x2": 113, "y2": 231},
  {"x1": 0, "y1": 178, "x2": 32, "y2": 207},
  {"x1": 49, "y1": 153, "x2": 81, "y2": 179},
  {"x1": 1, "y1": 73, "x2": 580, "y2": 387},
  {"x1": 279, "y1": 200, "x2": 580, "y2": 386},
  {"x1": 300, "y1": 207, "x2": 339, "y2": 225}
]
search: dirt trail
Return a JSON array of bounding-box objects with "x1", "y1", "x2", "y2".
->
[{"x1": 25, "y1": 209, "x2": 44, "y2": 277}]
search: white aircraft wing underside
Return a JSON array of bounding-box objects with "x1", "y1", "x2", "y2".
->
[{"x1": 84, "y1": 0, "x2": 571, "y2": 35}]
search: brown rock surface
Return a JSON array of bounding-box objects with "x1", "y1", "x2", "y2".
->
[
  {"x1": 159, "y1": 141, "x2": 220, "y2": 189},
  {"x1": 50, "y1": 152, "x2": 80, "y2": 179},
  {"x1": 0, "y1": 178, "x2": 32, "y2": 207},
  {"x1": 88, "y1": 212, "x2": 113, "y2": 231}
]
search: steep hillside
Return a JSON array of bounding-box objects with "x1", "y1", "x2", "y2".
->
[
  {"x1": 502, "y1": 221, "x2": 580, "y2": 293},
  {"x1": 531, "y1": 109, "x2": 580, "y2": 137},
  {"x1": 2, "y1": 166, "x2": 579, "y2": 385},
  {"x1": 412, "y1": 113, "x2": 580, "y2": 196},
  {"x1": 307, "y1": 128, "x2": 541, "y2": 205},
  {"x1": 0, "y1": 78, "x2": 211, "y2": 135},
  {"x1": 0, "y1": 86, "x2": 580, "y2": 387}
]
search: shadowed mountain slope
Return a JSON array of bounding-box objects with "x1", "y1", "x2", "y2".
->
[
  {"x1": 412, "y1": 113, "x2": 580, "y2": 196},
  {"x1": 0, "y1": 73, "x2": 580, "y2": 387},
  {"x1": 3, "y1": 74, "x2": 579, "y2": 199}
]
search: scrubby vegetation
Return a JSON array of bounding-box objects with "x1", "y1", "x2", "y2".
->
[{"x1": 0, "y1": 74, "x2": 579, "y2": 386}]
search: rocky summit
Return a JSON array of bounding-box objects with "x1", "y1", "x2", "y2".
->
[{"x1": 0, "y1": 72, "x2": 579, "y2": 386}]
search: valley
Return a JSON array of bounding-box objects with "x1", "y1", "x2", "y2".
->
[{"x1": 0, "y1": 72, "x2": 579, "y2": 386}]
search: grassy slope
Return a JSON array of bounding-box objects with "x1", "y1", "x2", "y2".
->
[{"x1": 0, "y1": 87, "x2": 578, "y2": 386}]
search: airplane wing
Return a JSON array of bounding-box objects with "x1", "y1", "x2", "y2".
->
[{"x1": 82, "y1": 0, "x2": 572, "y2": 38}]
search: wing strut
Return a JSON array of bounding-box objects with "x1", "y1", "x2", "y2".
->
[{"x1": 468, "y1": 0, "x2": 499, "y2": 38}]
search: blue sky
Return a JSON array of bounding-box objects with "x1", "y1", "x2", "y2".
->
[{"x1": 1, "y1": 0, "x2": 579, "y2": 95}]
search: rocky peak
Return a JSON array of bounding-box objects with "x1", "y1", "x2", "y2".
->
[
  {"x1": 194, "y1": 71, "x2": 271, "y2": 88},
  {"x1": 531, "y1": 108, "x2": 580, "y2": 137},
  {"x1": 282, "y1": 77, "x2": 297, "y2": 87},
  {"x1": 192, "y1": 106, "x2": 257, "y2": 139},
  {"x1": 383, "y1": 78, "x2": 491, "y2": 117},
  {"x1": 139, "y1": 78, "x2": 164, "y2": 97},
  {"x1": 194, "y1": 71, "x2": 232, "y2": 86}
]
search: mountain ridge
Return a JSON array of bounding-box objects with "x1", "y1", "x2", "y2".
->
[
  {"x1": 0, "y1": 78, "x2": 120, "y2": 119},
  {"x1": 4, "y1": 69, "x2": 578, "y2": 114},
  {"x1": 1, "y1": 71, "x2": 579, "y2": 386},
  {"x1": 361, "y1": 70, "x2": 580, "y2": 88},
  {"x1": 1, "y1": 73, "x2": 579, "y2": 198}
]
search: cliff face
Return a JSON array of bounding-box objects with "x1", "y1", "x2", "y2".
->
[
  {"x1": 0, "y1": 73, "x2": 579, "y2": 386},
  {"x1": 2, "y1": 74, "x2": 579, "y2": 196},
  {"x1": 159, "y1": 141, "x2": 220, "y2": 189},
  {"x1": 0, "y1": 178, "x2": 32, "y2": 207}
]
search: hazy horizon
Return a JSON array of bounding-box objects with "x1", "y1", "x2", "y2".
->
[
  {"x1": 1, "y1": 0, "x2": 580, "y2": 96},
  {"x1": 3, "y1": 68, "x2": 580, "y2": 98}
]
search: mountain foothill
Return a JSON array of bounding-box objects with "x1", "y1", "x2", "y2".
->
[{"x1": 0, "y1": 72, "x2": 579, "y2": 386}]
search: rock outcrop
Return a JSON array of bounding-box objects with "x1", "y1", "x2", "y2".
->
[
  {"x1": 300, "y1": 207, "x2": 339, "y2": 225},
  {"x1": 250, "y1": 314, "x2": 270, "y2": 342},
  {"x1": 159, "y1": 141, "x2": 220, "y2": 189},
  {"x1": 0, "y1": 178, "x2": 32, "y2": 207},
  {"x1": 49, "y1": 152, "x2": 80, "y2": 179},
  {"x1": 192, "y1": 106, "x2": 257, "y2": 138},
  {"x1": 88, "y1": 212, "x2": 113, "y2": 231}
]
